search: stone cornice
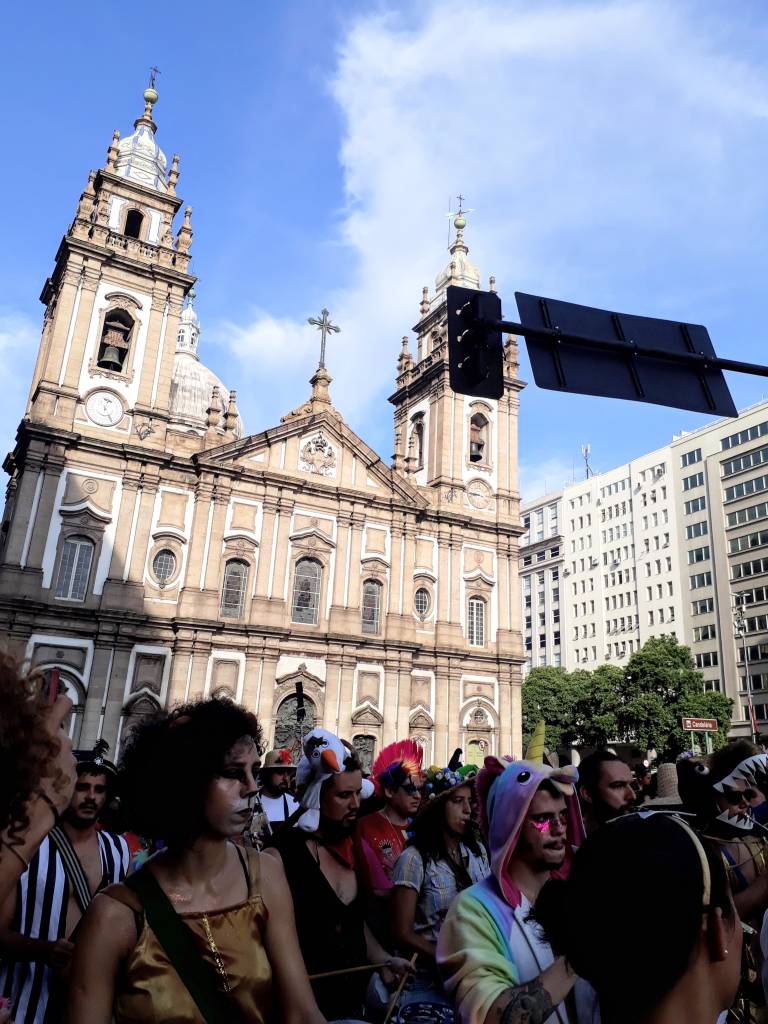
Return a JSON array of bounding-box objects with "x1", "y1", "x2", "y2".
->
[{"x1": 96, "y1": 170, "x2": 185, "y2": 214}]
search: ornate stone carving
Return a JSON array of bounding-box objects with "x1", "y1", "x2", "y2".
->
[{"x1": 299, "y1": 433, "x2": 337, "y2": 477}]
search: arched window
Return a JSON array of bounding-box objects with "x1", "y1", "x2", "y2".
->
[
  {"x1": 411, "y1": 415, "x2": 425, "y2": 471},
  {"x1": 220, "y1": 559, "x2": 248, "y2": 618},
  {"x1": 470, "y1": 413, "x2": 489, "y2": 464},
  {"x1": 467, "y1": 595, "x2": 486, "y2": 647},
  {"x1": 291, "y1": 558, "x2": 322, "y2": 625},
  {"x1": 361, "y1": 579, "x2": 382, "y2": 634},
  {"x1": 124, "y1": 209, "x2": 144, "y2": 239},
  {"x1": 275, "y1": 694, "x2": 316, "y2": 762},
  {"x1": 97, "y1": 309, "x2": 133, "y2": 372},
  {"x1": 120, "y1": 694, "x2": 160, "y2": 753},
  {"x1": 54, "y1": 536, "x2": 94, "y2": 601}
]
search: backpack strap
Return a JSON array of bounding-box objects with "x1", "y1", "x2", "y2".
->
[{"x1": 124, "y1": 868, "x2": 245, "y2": 1024}]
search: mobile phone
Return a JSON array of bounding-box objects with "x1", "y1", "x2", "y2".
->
[{"x1": 46, "y1": 667, "x2": 60, "y2": 706}]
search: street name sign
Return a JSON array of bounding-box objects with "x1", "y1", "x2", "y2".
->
[{"x1": 681, "y1": 717, "x2": 718, "y2": 732}]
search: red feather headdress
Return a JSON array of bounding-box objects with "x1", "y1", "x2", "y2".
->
[{"x1": 371, "y1": 739, "x2": 424, "y2": 795}]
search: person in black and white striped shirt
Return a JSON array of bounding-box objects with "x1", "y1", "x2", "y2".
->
[{"x1": 0, "y1": 745, "x2": 128, "y2": 1024}]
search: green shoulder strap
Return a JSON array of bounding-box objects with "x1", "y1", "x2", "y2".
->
[{"x1": 125, "y1": 868, "x2": 244, "y2": 1024}]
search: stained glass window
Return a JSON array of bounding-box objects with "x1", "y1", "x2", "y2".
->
[
  {"x1": 221, "y1": 560, "x2": 248, "y2": 618},
  {"x1": 361, "y1": 580, "x2": 382, "y2": 634},
  {"x1": 291, "y1": 558, "x2": 321, "y2": 625}
]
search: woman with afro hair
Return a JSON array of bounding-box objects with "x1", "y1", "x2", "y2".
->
[{"x1": 66, "y1": 697, "x2": 326, "y2": 1024}]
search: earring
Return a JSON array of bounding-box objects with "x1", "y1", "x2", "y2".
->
[{"x1": 724, "y1": 949, "x2": 729, "y2": 955}]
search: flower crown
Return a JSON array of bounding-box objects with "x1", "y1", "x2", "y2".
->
[{"x1": 422, "y1": 764, "x2": 478, "y2": 801}]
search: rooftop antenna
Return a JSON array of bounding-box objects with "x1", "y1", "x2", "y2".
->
[{"x1": 581, "y1": 444, "x2": 593, "y2": 479}]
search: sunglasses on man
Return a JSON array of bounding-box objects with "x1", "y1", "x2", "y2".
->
[{"x1": 401, "y1": 782, "x2": 422, "y2": 796}]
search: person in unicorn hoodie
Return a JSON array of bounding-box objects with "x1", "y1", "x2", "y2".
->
[{"x1": 437, "y1": 754, "x2": 599, "y2": 1024}]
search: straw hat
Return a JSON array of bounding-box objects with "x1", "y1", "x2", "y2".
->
[
  {"x1": 260, "y1": 748, "x2": 296, "y2": 773},
  {"x1": 645, "y1": 763, "x2": 682, "y2": 808}
]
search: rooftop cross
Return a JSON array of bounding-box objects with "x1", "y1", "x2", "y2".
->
[
  {"x1": 149, "y1": 66, "x2": 161, "y2": 89},
  {"x1": 307, "y1": 308, "x2": 341, "y2": 369}
]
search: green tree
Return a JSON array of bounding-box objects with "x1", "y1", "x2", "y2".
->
[
  {"x1": 521, "y1": 666, "x2": 581, "y2": 751},
  {"x1": 617, "y1": 635, "x2": 732, "y2": 759},
  {"x1": 521, "y1": 636, "x2": 732, "y2": 760},
  {"x1": 578, "y1": 664, "x2": 621, "y2": 747}
]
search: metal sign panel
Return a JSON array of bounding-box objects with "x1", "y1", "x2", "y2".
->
[
  {"x1": 681, "y1": 716, "x2": 718, "y2": 732},
  {"x1": 515, "y1": 292, "x2": 738, "y2": 417}
]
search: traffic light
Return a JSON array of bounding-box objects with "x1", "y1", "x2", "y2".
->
[{"x1": 446, "y1": 285, "x2": 504, "y2": 399}]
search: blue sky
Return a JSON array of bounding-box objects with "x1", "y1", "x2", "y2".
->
[{"x1": 2, "y1": 1, "x2": 768, "y2": 498}]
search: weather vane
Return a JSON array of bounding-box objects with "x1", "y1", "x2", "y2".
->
[
  {"x1": 446, "y1": 194, "x2": 474, "y2": 246},
  {"x1": 307, "y1": 308, "x2": 341, "y2": 369}
]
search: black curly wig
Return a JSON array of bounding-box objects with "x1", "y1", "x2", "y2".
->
[{"x1": 118, "y1": 697, "x2": 263, "y2": 849}]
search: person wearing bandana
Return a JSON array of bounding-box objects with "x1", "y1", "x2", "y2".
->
[{"x1": 266, "y1": 728, "x2": 412, "y2": 1021}]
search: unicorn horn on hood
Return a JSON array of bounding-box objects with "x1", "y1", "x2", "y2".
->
[{"x1": 525, "y1": 721, "x2": 547, "y2": 762}]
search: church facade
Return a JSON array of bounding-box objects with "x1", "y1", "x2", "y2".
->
[{"x1": 0, "y1": 85, "x2": 526, "y2": 767}]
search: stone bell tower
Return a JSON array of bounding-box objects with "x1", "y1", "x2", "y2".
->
[
  {"x1": 27, "y1": 77, "x2": 195, "y2": 447},
  {"x1": 389, "y1": 206, "x2": 525, "y2": 522}
]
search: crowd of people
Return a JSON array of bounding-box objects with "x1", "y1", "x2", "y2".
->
[{"x1": 1, "y1": 653, "x2": 768, "y2": 1024}]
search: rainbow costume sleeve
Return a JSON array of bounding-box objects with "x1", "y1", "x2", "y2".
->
[{"x1": 437, "y1": 881, "x2": 520, "y2": 1024}]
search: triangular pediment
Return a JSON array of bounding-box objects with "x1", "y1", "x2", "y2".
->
[{"x1": 196, "y1": 411, "x2": 427, "y2": 509}]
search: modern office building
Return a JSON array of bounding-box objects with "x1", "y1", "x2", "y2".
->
[{"x1": 520, "y1": 398, "x2": 768, "y2": 734}]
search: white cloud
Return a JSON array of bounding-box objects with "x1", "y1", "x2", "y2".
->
[
  {"x1": 519, "y1": 455, "x2": 579, "y2": 503},
  {"x1": 218, "y1": 0, "x2": 768, "y2": 462}
]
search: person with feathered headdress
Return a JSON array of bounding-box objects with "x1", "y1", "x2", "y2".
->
[{"x1": 356, "y1": 738, "x2": 424, "y2": 891}]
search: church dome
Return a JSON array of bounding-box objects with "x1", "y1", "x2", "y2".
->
[
  {"x1": 168, "y1": 293, "x2": 244, "y2": 439},
  {"x1": 169, "y1": 353, "x2": 244, "y2": 439},
  {"x1": 114, "y1": 88, "x2": 168, "y2": 192}
]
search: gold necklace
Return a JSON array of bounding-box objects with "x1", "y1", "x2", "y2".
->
[{"x1": 200, "y1": 914, "x2": 232, "y2": 994}]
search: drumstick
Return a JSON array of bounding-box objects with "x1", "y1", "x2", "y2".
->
[
  {"x1": 382, "y1": 952, "x2": 418, "y2": 1024},
  {"x1": 308, "y1": 960, "x2": 390, "y2": 981}
]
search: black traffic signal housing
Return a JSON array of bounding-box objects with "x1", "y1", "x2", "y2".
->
[{"x1": 446, "y1": 285, "x2": 504, "y2": 400}]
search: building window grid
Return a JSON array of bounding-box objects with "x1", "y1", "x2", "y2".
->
[
  {"x1": 220, "y1": 560, "x2": 248, "y2": 619},
  {"x1": 361, "y1": 580, "x2": 382, "y2": 634},
  {"x1": 683, "y1": 472, "x2": 705, "y2": 492},
  {"x1": 291, "y1": 558, "x2": 322, "y2": 624},
  {"x1": 722, "y1": 445, "x2": 768, "y2": 479},
  {"x1": 54, "y1": 537, "x2": 94, "y2": 602},
  {"x1": 681, "y1": 449, "x2": 702, "y2": 468},
  {"x1": 728, "y1": 501, "x2": 768, "y2": 529},
  {"x1": 152, "y1": 549, "x2": 177, "y2": 582},
  {"x1": 468, "y1": 596, "x2": 486, "y2": 647},
  {"x1": 684, "y1": 496, "x2": 707, "y2": 515},
  {"x1": 729, "y1": 528, "x2": 768, "y2": 555},
  {"x1": 721, "y1": 420, "x2": 768, "y2": 451},
  {"x1": 724, "y1": 475, "x2": 768, "y2": 504},
  {"x1": 687, "y1": 545, "x2": 711, "y2": 565},
  {"x1": 732, "y1": 557, "x2": 768, "y2": 582}
]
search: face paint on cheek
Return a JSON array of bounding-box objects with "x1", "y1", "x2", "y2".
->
[{"x1": 529, "y1": 820, "x2": 552, "y2": 835}]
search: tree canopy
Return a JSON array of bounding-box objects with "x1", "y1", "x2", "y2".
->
[{"x1": 522, "y1": 635, "x2": 732, "y2": 760}]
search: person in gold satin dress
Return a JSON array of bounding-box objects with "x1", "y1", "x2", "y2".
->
[{"x1": 66, "y1": 698, "x2": 326, "y2": 1024}]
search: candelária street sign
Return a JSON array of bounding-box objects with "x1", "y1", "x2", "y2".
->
[{"x1": 681, "y1": 717, "x2": 718, "y2": 733}]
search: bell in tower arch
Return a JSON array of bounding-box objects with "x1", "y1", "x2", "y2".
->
[{"x1": 97, "y1": 311, "x2": 133, "y2": 372}]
